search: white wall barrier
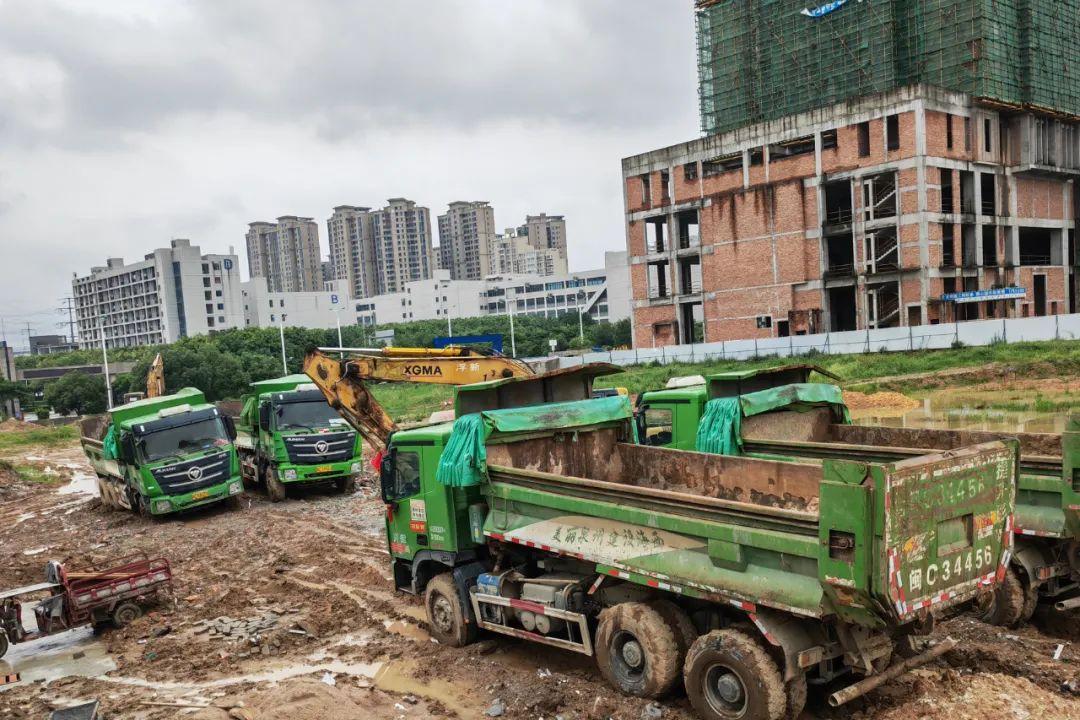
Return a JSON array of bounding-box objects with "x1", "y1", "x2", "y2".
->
[{"x1": 543, "y1": 313, "x2": 1080, "y2": 370}]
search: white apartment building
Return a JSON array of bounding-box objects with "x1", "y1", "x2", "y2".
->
[
  {"x1": 72, "y1": 239, "x2": 244, "y2": 349},
  {"x1": 241, "y1": 277, "x2": 351, "y2": 330},
  {"x1": 246, "y1": 216, "x2": 323, "y2": 293},
  {"x1": 493, "y1": 231, "x2": 569, "y2": 277},
  {"x1": 437, "y1": 201, "x2": 497, "y2": 280},
  {"x1": 373, "y1": 198, "x2": 436, "y2": 294},
  {"x1": 353, "y1": 251, "x2": 630, "y2": 328}
]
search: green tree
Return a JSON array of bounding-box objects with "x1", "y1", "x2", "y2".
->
[{"x1": 43, "y1": 372, "x2": 108, "y2": 416}]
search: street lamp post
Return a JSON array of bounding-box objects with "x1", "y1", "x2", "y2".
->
[
  {"x1": 99, "y1": 315, "x2": 113, "y2": 410},
  {"x1": 505, "y1": 288, "x2": 517, "y2": 358},
  {"x1": 278, "y1": 313, "x2": 288, "y2": 374},
  {"x1": 577, "y1": 289, "x2": 586, "y2": 341}
]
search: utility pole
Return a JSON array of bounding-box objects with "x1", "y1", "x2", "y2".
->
[
  {"x1": 59, "y1": 297, "x2": 77, "y2": 344},
  {"x1": 24, "y1": 322, "x2": 33, "y2": 354},
  {"x1": 99, "y1": 316, "x2": 113, "y2": 410},
  {"x1": 278, "y1": 313, "x2": 289, "y2": 374}
]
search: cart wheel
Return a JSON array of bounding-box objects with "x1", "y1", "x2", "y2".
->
[
  {"x1": 425, "y1": 573, "x2": 476, "y2": 647},
  {"x1": 335, "y1": 474, "x2": 356, "y2": 495},
  {"x1": 0, "y1": 630, "x2": 8, "y2": 659},
  {"x1": 112, "y1": 602, "x2": 143, "y2": 628},
  {"x1": 265, "y1": 466, "x2": 286, "y2": 503}
]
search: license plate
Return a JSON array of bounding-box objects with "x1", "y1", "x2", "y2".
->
[
  {"x1": 192, "y1": 490, "x2": 210, "y2": 500},
  {"x1": 317, "y1": 465, "x2": 333, "y2": 473}
]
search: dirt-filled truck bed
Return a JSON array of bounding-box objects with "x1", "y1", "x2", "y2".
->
[
  {"x1": 740, "y1": 413, "x2": 1080, "y2": 621},
  {"x1": 380, "y1": 396, "x2": 1017, "y2": 719}
]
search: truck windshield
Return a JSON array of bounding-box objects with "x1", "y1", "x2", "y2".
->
[
  {"x1": 137, "y1": 417, "x2": 230, "y2": 462},
  {"x1": 275, "y1": 401, "x2": 343, "y2": 431}
]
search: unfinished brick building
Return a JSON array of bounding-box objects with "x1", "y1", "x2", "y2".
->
[
  {"x1": 623, "y1": 86, "x2": 1078, "y2": 346},
  {"x1": 623, "y1": 0, "x2": 1080, "y2": 347}
]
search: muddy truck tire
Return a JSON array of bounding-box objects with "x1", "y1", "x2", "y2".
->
[
  {"x1": 335, "y1": 474, "x2": 357, "y2": 495},
  {"x1": 264, "y1": 466, "x2": 287, "y2": 503},
  {"x1": 425, "y1": 573, "x2": 476, "y2": 647},
  {"x1": 0, "y1": 630, "x2": 8, "y2": 660},
  {"x1": 684, "y1": 629, "x2": 787, "y2": 720},
  {"x1": 595, "y1": 602, "x2": 682, "y2": 699},
  {"x1": 978, "y1": 565, "x2": 1026, "y2": 627}
]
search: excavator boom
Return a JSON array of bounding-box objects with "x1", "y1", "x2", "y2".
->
[
  {"x1": 146, "y1": 353, "x2": 165, "y2": 398},
  {"x1": 302, "y1": 347, "x2": 535, "y2": 451}
]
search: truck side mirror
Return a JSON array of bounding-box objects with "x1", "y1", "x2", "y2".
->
[
  {"x1": 223, "y1": 415, "x2": 237, "y2": 441},
  {"x1": 258, "y1": 403, "x2": 271, "y2": 431},
  {"x1": 379, "y1": 448, "x2": 397, "y2": 503}
]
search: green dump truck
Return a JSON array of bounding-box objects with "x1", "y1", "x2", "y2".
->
[
  {"x1": 234, "y1": 374, "x2": 362, "y2": 501},
  {"x1": 636, "y1": 366, "x2": 1080, "y2": 624},
  {"x1": 367, "y1": 369, "x2": 1017, "y2": 719},
  {"x1": 80, "y1": 388, "x2": 243, "y2": 516}
]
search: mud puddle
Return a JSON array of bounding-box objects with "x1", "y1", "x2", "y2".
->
[{"x1": 0, "y1": 606, "x2": 116, "y2": 691}]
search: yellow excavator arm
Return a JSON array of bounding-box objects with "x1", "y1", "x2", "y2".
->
[
  {"x1": 146, "y1": 353, "x2": 165, "y2": 398},
  {"x1": 303, "y1": 347, "x2": 535, "y2": 451}
]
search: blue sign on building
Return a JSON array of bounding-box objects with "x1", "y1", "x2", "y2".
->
[
  {"x1": 941, "y1": 287, "x2": 1026, "y2": 304},
  {"x1": 223, "y1": 258, "x2": 233, "y2": 271}
]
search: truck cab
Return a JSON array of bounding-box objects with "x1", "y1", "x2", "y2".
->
[
  {"x1": 236, "y1": 374, "x2": 363, "y2": 501},
  {"x1": 82, "y1": 388, "x2": 243, "y2": 516}
]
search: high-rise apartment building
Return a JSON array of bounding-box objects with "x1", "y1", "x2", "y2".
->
[
  {"x1": 72, "y1": 239, "x2": 243, "y2": 349},
  {"x1": 372, "y1": 198, "x2": 435, "y2": 294},
  {"x1": 493, "y1": 230, "x2": 568, "y2": 277},
  {"x1": 522, "y1": 214, "x2": 567, "y2": 257},
  {"x1": 327, "y1": 205, "x2": 378, "y2": 298},
  {"x1": 245, "y1": 216, "x2": 322, "y2": 293},
  {"x1": 437, "y1": 201, "x2": 497, "y2": 280}
]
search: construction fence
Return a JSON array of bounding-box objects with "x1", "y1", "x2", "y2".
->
[
  {"x1": 546, "y1": 312, "x2": 1080, "y2": 370},
  {"x1": 696, "y1": 0, "x2": 1080, "y2": 135}
]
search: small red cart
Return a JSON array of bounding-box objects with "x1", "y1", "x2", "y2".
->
[{"x1": 0, "y1": 553, "x2": 172, "y2": 658}]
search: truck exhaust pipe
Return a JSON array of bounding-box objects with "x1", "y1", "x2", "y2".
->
[
  {"x1": 1054, "y1": 595, "x2": 1080, "y2": 611},
  {"x1": 827, "y1": 637, "x2": 957, "y2": 708}
]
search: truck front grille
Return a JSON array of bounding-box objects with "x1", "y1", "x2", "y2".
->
[
  {"x1": 283, "y1": 432, "x2": 355, "y2": 464},
  {"x1": 151, "y1": 451, "x2": 231, "y2": 494}
]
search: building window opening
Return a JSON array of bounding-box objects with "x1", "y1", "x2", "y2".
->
[
  {"x1": 940, "y1": 168, "x2": 954, "y2": 213},
  {"x1": 857, "y1": 121, "x2": 871, "y2": 157},
  {"x1": 684, "y1": 162, "x2": 698, "y2": 181},
  {"x1": 867, "y1": 282, "x2": 900, "y2": 329},
  {"x1": 982, "y1": 226, "x2": 998, "y2": 266},
  {"x1": 647, "y1": 261, "x2": 670, "y2": 299},
  {"x1": 825, "y1": 234, "x2": 855, "y2": 277},
  {"x1": 645, "y1": 217, "x2": 667, "y2": 253},
  {"x1": 1019, "y1": 227, "x2": 1060, "y2": 266},
  {"x1": 980, "y1": 173, "x2": 997, "y2": 216},
  {"x1": 959, "y1": 171, "x2": 976, "y2": 214},
  {"x1": 677, "y1": 210, "x2": 700, "y2": 249},
  {"x1": 821, "y1": 129, "x2": 838, "y2": 150},
  {"x1": 862, "y1": 172, "x2": 897, "y2": 221},
  {"x1": 984, "y1": 118, "x2": 993, "y2": 154},
  {"x1": 886, "y1": 115, "x2": 900, "y2": 151},
  {"x1": 770, "y1": 134, "x2": 816, "y2": 160},
  {"x1": 828, "y1": 286, "x2": 857, "y2": 332},
  {"x1": 824, "y1": 179, "x2": 853, "y2": 225},
  {"x1": 639, "y1": 174, "x2": 651, "y2": 206},
  {"x1": 678, "y1": 256, "x2": 702, "y2": 295},
  {"x1": 942, "y1": 223, "x2": 956, "y2": 267},
  {"x1": 864, "y1": 227, "x2": 899, "y2": 274},
  {"x1": 679, "y1": 302, "x2": 704, "y2": 344},
  {"x1": 946, "y1": 114, "x2": 954, "y2": 149}
]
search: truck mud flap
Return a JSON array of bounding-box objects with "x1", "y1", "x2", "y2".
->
[{"x1": 469, "y1": 591, "x2": 593, "y2": 656}]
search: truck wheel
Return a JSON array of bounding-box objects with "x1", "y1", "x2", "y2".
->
[
  {"x1": 595, "y1": 602, "x2": 682, "y2": 698},
  {"x1": 425, "y1": 573, "x2": 476, "y2": 647},
  {"x1": 264, "y1": 466, "x2": 286, "y2": 503},
  {"x1": 978, "y1": 565, "x2": 1025, "y2": 627},
  {"x1": 784, "y1": 673, "x2": 807, "y2": 720},
  {"x1": 684, "y1": 629, "x2": 786, "y2": 720},
  {"x1": 1019, "y1": 569, "x2": 1039, "y2": 625},
  {"x1": 0, "y1": 630, "x2": 8, "y2": 659},
  {"x1": 649, "y1": 598, "x2": 698, "y2": 663},
  {"x1": 224, "y1": 494, "x2": 243, "y2": 511},
  {"x1": 135, "y1": 493, "x2": 151, "y2": 519},
  {"x1": 111, "y1": 602, "x2": 143, "y2": 628},
  {"x1": 335, "y1": 475, "x2": 357, "y2": 495}
]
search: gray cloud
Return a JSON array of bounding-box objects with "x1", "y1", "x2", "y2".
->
[{"x1": 0, "y1": 0, "x2": 699, "y2": 348}]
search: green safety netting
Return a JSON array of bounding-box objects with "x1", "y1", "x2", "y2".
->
[
  {"x1": 435, "y1": 396, "x2": 633, "y2": 488},
  {"x1": 695, "y1": 397, "x2": 743, "y2": 456},
  {"x1": 102, "y1": 424, "x2": 119, "y2": 460},
  {"x1": 695, "y1": 383, "x2": 852, "y2": 457},
  {"x1": 740, "y1": 383, "x2": 851, "y2": 423}
]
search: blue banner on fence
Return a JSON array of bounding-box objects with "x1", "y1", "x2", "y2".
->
[{"x1": 941, "y1": 287, "x2": 1026, "y2": 304}]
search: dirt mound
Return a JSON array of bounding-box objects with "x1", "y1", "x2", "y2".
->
[
  {"x1": 844, "y1": 390, "x2": 920, "y2": 411},
  {"x1": 0, "y1": 418, "x2": 37, "y2": 433},
  {"x1": 871, "y1": 671, "x2": 1079, "y2": 720}
]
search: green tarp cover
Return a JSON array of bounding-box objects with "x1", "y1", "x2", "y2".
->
[
  {"x1": 435, "y1": 396, "x2": 633, "y2": 488},
  {"x1": 695, "y1": 397, "x2": 743, "y2": 456},
  {"x1": 739, "y1": 383, "x2": 851, "y2": 424},
  {"x1": 102, "y1": 424, "x2": 119, "y2": 460}
]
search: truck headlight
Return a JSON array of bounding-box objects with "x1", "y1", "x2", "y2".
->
[
  {"x1": 282, "y1": 468, "x2": 298, "y2": 481},
  {"x1": 229, "y1": 481, "x2": 243, "y2": 495},
  {"x1": 153, "y1": 500, "x2": 172, "y2": 513},
  {"x1": 350, "y1": 462, "x2": 362, "y2": 474}
]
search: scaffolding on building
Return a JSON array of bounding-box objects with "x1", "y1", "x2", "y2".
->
[{"x1": 695, "y1": 0, "x2": 1080, "y2": 136}]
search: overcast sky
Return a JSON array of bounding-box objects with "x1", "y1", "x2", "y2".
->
[{"x1": 0, "y1": 0, "x2": 699, "y2": 350}]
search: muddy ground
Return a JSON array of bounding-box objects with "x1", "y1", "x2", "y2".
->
[{"x1": 1, "y1": 438, "x2": 1079, "y2": 720}]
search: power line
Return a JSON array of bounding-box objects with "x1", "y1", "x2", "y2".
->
[{"x1": 59, "y1": 297, "x2": 77, "y2": 344}]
